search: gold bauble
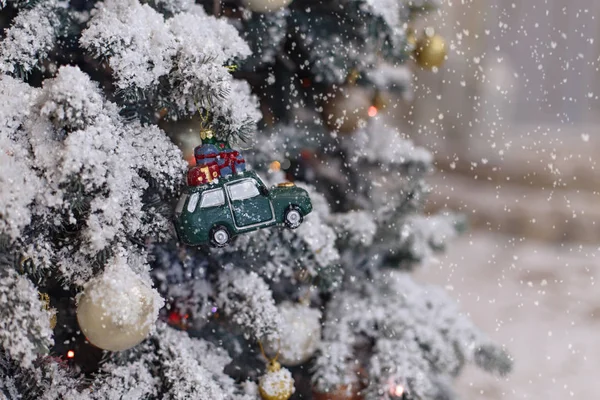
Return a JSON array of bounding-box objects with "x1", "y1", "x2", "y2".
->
[
  {"x1": 414, "y1": 33, "x2": 447, "y2": 69},
  {"x1": 259, "y1": 361, "x2": 295, "y2": 400},
  {"x1": 322, "y1": 85, "x2": 373, "y2": 134},
  {"x1": 76, "y1": 260, "x2": 161, "y2": 351},
  {"x1": 264, "y1": 301, "x2": 321, "y2": 366}
]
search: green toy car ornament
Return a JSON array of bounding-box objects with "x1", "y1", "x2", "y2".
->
[{"x1": 174, "y1": 170, "x2": 313, "y2": 247}]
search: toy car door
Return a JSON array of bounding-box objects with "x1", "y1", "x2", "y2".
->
[{"x1": 226, "y1": 178, "x2": 273, "y2": 227}]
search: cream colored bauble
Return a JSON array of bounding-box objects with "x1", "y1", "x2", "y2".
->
[
  {"x1": 242, "y1": 0, "x2": 292, "y2": 13},
  {"x1": 259, "y1": 360, "x2": 295, "y2": 400},
  {"x1": 321, "y1": 85, "x2": 373, "y2": 134},
  {"x1": 265, "y1": 301, "x2": 321, "y2": 366},
  {"x1": 76, "y1": 257, "x2": 163, "y2": 351}
]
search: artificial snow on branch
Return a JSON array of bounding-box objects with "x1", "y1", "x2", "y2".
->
[
  {"x1": 151, "y1": 242, "x2": 215, "y2": 325},
  {"x1": 0, "y1": 270, "x2": 54, "y2": 368},
  {"x1": 313, "y1": 270, "x2": 512, "y2": 398},
  {"x1": 0, "y1": 0, "x2": 59, "y2": 77},
  {"x1": 81, "y1": 0, "x2": 260, "y2": 141},
  {"x1": 216, "y1": 268, "x2": 282, "y2": 341},
  {"x1": 1, "y1": 65, "x2": 185, "y2": 289}
]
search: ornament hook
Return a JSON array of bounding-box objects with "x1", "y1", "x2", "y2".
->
[
  {"x1": 194, "y1": 101, "x2": 215, "y2": 142},
  {"x1": 258, "y1": 337, "x2": 281, "y2": 366}
]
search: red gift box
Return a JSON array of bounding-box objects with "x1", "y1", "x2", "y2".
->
[
  {"x1": 217, "y1": 150, "x2": 245, "y2": 175},
  {"x1": 187, "y1": 162, "x2": 220, "y2": 186}
]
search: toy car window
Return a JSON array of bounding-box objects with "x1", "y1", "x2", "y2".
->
[
  {"x1": 228, "y1": 179, "x2": 260, "y2": 201},
  {"x1": 200, "y1": 189, "x2": 225, "y2": 208},
  {"x1": 175, "y1": 194, "x2": 188, "y2": 214},
  {"x1": 187, "y1": 193, "x2": 200, "y2": 212}
]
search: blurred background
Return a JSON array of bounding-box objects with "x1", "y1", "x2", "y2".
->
[{"x1": 395, "y1": 0, "x2": 600, "y2": 398}]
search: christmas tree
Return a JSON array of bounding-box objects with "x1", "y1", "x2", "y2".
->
[{"x1": 0, "y1": 0, "x2": 512, "y2": 399}]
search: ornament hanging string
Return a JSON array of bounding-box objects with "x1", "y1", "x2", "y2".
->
[
  {"x1": 194, "y1": 102, "x2": 215, "y2": 142},
  {"x1": 299, "y1": 283, "x2": 314, "y2": 305},
  {"x1": 258, "y1": 337, "x2": 281, "y2": 365},
  {"x1": 346, "y1": 68, "x2": 360, "y2": 85}
]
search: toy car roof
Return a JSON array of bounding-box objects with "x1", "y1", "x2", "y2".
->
[{"x1": 183, "y1": 170, "x2": 262, "y2": 194}]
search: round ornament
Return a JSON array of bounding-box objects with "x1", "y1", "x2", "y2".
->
[
  {"x1": 76, "y1": 259, "x2": 162, "y2": 351},
  {"x1": 413, "y1": 32, "x2": 447, "y2": 69},
  {"x1": 322, "y1": 85, "x2": 373, "y2": 134},
  {"x1": 259, "y1": 360, "x2": 295, "y2": 400},
  {"x1": 242, "y1": 0, "x2": 292, "y2": 13},
  {"x1": 264, "y1": 301, "x2": 321, "y2": 366}
]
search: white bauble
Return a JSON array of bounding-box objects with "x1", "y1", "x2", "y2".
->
[
  {"x1": 242, "y1": 0, "x2": 292, "y2": 13},
  {"x1": 76, "y1": 258, "x2": 163, "y2": 351},
  {"x1": 265, "y1": 301, "x2": 321, "y2": 366}
]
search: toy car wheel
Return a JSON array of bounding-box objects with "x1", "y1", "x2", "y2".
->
[
  {"x1": 210, "y1": 225, "x2": 231, "y2": 247},
  {"x1": 284, "y1": 206, "x2": 303, "y2": 229}
]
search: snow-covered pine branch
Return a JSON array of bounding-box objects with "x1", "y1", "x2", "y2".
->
[
  {"x1": 144, "y1": 0, "x2": 196, "y2": 16},
  {"x1": 152, "y1": 325, "x2": 237, "y2": 399},
  {"x1": 0, "y1": 0, "x2": 60, "y2": 77},
  {"x1": 216, "y1": 268, "x2": 282, "y2": 341},
  {"x1": 0, "y1": 354, "x2": 90, "y2": 400},
  {"x1": 313, "y1": 271, "x2": 512, "y2": 398},
  {"x1": 0, "y1": 323, "x2": 253, "y2": 400},
  {"x1": 341, "y1": 120, "x2": 433, "y2": 174},
  {"x1": 396, "y1": 212, "x2": 466, "y2": 264},
  {"x1": 0, "y1": 66, "x2": 185, "y2": 286},
  {"x1": 329, "y1": 210, "x2": 378, "y2": 247},
  {"x1": 91, "y1": 352, "x2": 160, "y2": 400},
  {"x1": 80, "y1": 0, "x2": 260, "y2": 143},
  {"x1": 0, "y1": 76, "x2": 41, "y2": 241},
  {"x1": 0, "y1": 270, "x2": 54, "y2": 368},
  {"x1": 312, "y1": 295, "x2": 363, "y2": 391},
  {"x1": 151, "y1": 242, "x2": 215, "y2": 326}
]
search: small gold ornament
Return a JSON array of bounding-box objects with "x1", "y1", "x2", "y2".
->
[
  {"x1": 413, "y1": 31, "x2": 447, "y2": 69},
  {"x1": 39, "y1": 292, "x2": 57, "y2": 329},
  {"x1": 259, "y1": 360, "x2": 295, "y2": 400},
  {"x1": 199, "y1": 128, "x2": 214, "y2": 141}
]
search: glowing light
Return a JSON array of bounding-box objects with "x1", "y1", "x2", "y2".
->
[
  {"x1": 211, "y1": 306, "x2": 218, "y2": 313},
  {"x1": 391, "y1": 384, "x2": 404, "y2": 397},
  {"x1": 368, "y1": 106, "x2": 378, "y2": 117},
  {"x1": 67, "y1": 350, "x2": 75, "y2": 359},
  {"x1": 269, "y1": 160, "x2": 281, "y2": 171}
]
